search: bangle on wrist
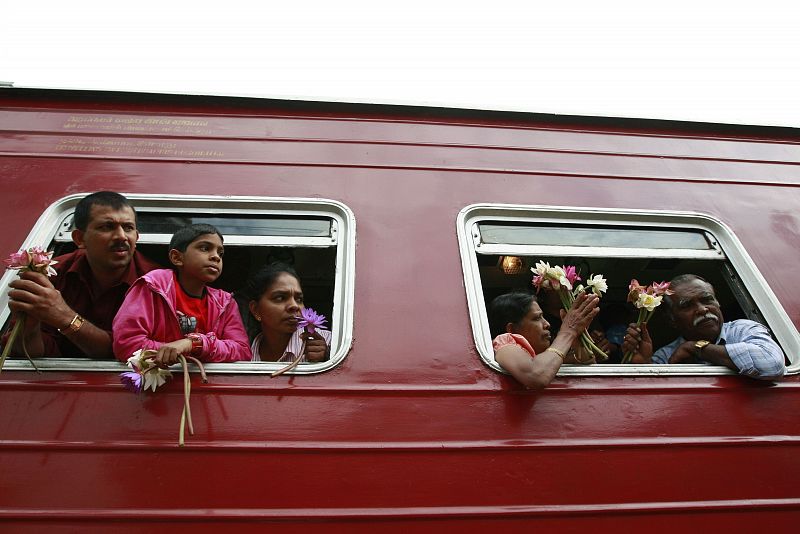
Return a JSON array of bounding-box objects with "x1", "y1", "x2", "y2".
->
[
  {"x1": 545, "y1": 347, "x2": 565, "y2": 360},
  {"x1": 185, "y1": 333, "x2": 203, "y2": 356}
]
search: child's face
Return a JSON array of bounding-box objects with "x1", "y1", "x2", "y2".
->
[{"x1": 175, "y1": 233, "x2": 224, "y2": 285}]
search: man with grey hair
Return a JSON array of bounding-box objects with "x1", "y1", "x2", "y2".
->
[{"x1": 622, "y1": 274, "x2": 786, "y2": 380}]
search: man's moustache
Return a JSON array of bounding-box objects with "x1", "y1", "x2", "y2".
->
[{"x1": 693, "y1": 313, "x2": 718, "y2": 326}]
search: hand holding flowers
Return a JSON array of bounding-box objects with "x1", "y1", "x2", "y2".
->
[
  {"x1": 621, "y1": 280, "x2": 674, "y2": 363},
  {"x1": 1, "y1": 247, "x2": 59, "y2": 373},
  {"x1": 272, "y1": 307, "x2": 328, "y2": 377},
  {"x1": 531, "y1": 261, "x2": 609, "y2": 362},
  {"x1": 121, "y1": 348, "x2": 208, "y2": 446}
]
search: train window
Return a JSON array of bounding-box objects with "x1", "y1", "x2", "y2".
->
[
  {"x1": 0, "y1": 194, "x2": 355, "y2": 374},
  {"x1": 457, "y1": 204, "x2": 800, "y2": 377}
]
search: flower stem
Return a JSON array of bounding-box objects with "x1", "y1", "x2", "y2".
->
[
  {"x1": 271, "y1": 340, "x2": 305, "y2": 377},
  {"x1": 20, "y1": 322, "x2": 41, "y2": 373},
  {"x1": 621, "y1": 308, "x2": 651, "y2": 364},
  {"x1": 186, "y1": 356, "x2": 208, "y2": 383},
  {"x1": 0, "y1": 316, "x2": 39, "y2": 374},
  {"x1": 177, "y1": 355, "x2": 195, "y2": 447},
  {"x1": 179, "y1": 408, "x2": 187, "y2": 447},
  {"x1": 0, "y1": 319, "x2": 22, "y2": 375},
  {"x1": 581, "y1": 331, "x2": 609, "y2": 361},
  {"x1": 552, "y1": 289, "x2": 607, "y2": 363}
]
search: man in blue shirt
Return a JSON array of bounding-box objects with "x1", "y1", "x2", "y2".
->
[{"x1": 623, "y1": 274, "x2": 786, "y2": 380}]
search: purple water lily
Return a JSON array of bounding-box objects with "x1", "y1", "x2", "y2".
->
[
  {"x1": 120, "y1": 371, "x2": 143, "y2": 393},
  {"x1": 298, "y1": 307, "x2": 327, "y2": 334}
]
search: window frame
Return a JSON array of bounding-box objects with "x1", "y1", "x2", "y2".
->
[
  {"x1": 457, "y1": 203, "x2": 800, "y2": 377},
  {"x1": 0, "y1": 193, "x2": 356, "y2": 375}
]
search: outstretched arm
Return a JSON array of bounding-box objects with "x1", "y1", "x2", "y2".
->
[
  {"x1": 670, "y1": 322, "x2": 785, "y2": 380},
  {"x1": 495, "y1": 292, "x2": 599, "y2": 389},
  {"x1": 495, "y1": 343, "x2": 565, "y2": 390}
]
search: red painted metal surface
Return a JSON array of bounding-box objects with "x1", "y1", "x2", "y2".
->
[{"x1": 1, "y1": 88, "x2": 799, "y2": 530}]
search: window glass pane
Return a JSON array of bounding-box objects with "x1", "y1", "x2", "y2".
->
[
  {"x1": 479, "y1": 224, "x2": 712, "y2": 250},
  {"x1": 137, "y1": 213, "x2": 331, "y2": 237}
]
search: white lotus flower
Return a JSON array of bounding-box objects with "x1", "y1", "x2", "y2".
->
[
  {"x1": 126, "y1": 349, "x2": 172, "y2": 392},
  {"x1": 636, "y1": 293, "x2": 662, "y2": 312},
  {"x1": 531, "y1": 261, "x2": 551, "y2": 277},
  {"x1": 143, "y1": 368, "x2": 172, "y2": 392},
  {"x1": 586, "y1": 274, "x2": 608, "y2": 296}
]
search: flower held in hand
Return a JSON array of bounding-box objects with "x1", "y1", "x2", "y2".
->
[
  {"x1": 298, "y1": 307, "x2": 327, "y2": 334},
  {"x1": 1, "y1": 246, "x2": 60, "y2": 373},
  {"x1": 622, "y1": 280, "x2": 674, "y2": 363}
]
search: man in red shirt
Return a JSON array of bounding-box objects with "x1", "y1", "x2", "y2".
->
[{"x1": 7, "y1": 191, "x2": 160, "y2": 358}]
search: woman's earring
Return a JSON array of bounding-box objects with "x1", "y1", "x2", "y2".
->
[{"x1": 254, "y1": 315, "x2": 262, "y2": 321}]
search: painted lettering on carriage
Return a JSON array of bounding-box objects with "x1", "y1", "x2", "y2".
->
[
  {"x1": 62, "y1": 114, "x2": 213, "y2": 135},
  {"x1": 54, "y1": 137, "x2": 224, "y2": 158}
]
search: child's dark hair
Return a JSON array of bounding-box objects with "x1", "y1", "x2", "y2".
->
[
  {"x1": 169, "y1": 224, "x2": 224, "y2": 253},
  {"x1": 236, "y1": 262, "x2": 301, "y2": 339},
  {"x1": 488, "y1": 292, "x2": 537, "y2": 338},
  {"x1": 73, "y1": 191, "x2": 135, "y2": 231}
]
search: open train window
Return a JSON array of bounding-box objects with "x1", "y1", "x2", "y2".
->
[
  {"x1": 0, "y1": 194, "x2": 355, "y2": 374},
  {"x1": 457, "y1": 204, "x2": 799, "y2": 376}
]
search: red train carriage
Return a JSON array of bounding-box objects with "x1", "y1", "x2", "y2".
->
[{"x1": 1, "y1": 87, "x2": 799, "y2": 531}]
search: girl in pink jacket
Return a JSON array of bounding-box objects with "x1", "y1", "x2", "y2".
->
[{"x1": 113, "y1": 224, "x2": 250, "y2": 365}]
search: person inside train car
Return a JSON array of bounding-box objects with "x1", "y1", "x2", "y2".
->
[
  {"x1": 112, "y1": 224, "x2": 251, "y2": 366},
  {"x1": 621, "y1": 274, "x2": 786, "y2": 380},
  {"x1": 6, "y1": 191, "x2": 160, "y2": 359},
  {"x1": 489, "y1": 290, "x2": 600, "y2": 389},
  {"x1": 589, "y1": 302, "x2": 630, "y2": 364},
  {"x1": 539, "y1": 289, "x2": 614, "y2": 364},
  {"x1": 238, "y1": 262, "x2": 331, "y2": 363}
]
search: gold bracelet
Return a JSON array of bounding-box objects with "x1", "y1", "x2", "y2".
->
[{"x1": 545, "y1": 347, "x2": 565, "y2": 360}]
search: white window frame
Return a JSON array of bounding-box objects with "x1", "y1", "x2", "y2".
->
[
  {"x1": 0, "y1": 193, "x2": 356, "y2": 375},
  {"x1": 457, "y1": 203, "x2": 800, "y2": 377}
]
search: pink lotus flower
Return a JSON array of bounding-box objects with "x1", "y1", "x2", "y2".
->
[
  {"x1": 1, "y1": 246, "x2": 59, "y2": 375},
  {"x1": 298, "y1": 307, "x2": 327, "y2": 334},
  {"x1": 3, "y1": 246, "x2": 58, "y2": 277},
  {"x1": 3, "y1": 250, "x2": 31, "y2": 269},
  {"x1": 622, "y1": 279, "x2": 672, "y2": 363},
  {"x1": 530, "y1": 259, "x2": 608, "y2": 362},
  {"x1": 627, "y1": 279, "x2": 645, "y2": 303},
  {"x1": 562, "y1": 265, "x2": 581, "y2": 286},
  {"x1": 532, "y1": 274, "x2": 545, "y2": 289},
  {"x1": 647, "y1": 281, "x2": 674, "y2": 297}
]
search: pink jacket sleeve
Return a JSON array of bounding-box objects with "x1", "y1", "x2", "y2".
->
[
  {"x1": 198, "y1": 299, "x2": 251, "y2": 363},
  {"x1": 112, "y1": 279, "x2": 172, "y2": 362}
]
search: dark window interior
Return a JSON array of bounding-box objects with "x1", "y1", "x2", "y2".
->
[
  {"x1": 479, "y1": 253, "x2": 749, "y2": 362},
  {"x1": 46, "y1": 241, "x2": 337, "y2": 347}
]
